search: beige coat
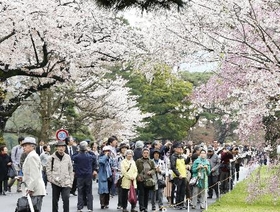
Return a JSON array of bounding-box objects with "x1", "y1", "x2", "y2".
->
[
  {"x1": 46, "y1": 152, "x2": 74, "y2": 188},
  {"x1": 22, "y1": 150, "x2": 46, "y2": 196},
  {"x1": 121, "y1": 158, "x2": 138, "y2": 189}
]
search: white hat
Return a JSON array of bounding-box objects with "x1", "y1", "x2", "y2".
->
[{"x1": 102, "y1": 145, "x2": 111, "y2": 152}]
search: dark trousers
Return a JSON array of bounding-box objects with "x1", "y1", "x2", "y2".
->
[
  {"x1": 235, "y1": 163, "x2": 240, "y2": 181},
  {"x1": 208, "y1": 174, "x2": 219, "y2": 198},
  {"x1": 122, "y1": 188, "x2": 136, "y2": 210},
  {"x1": 99, "y1": 193, "x2": 110, "y2": 207},
  {"x1": 185, "y1": 179, "x2": 191, "y2": 199},
  {"x1": 77, "y1": 177, "x2": 93, "y2": 210},
  {"x1": 171, "y1": 181, "x2": 176, "y2": 204},
  {"x1": 0, "y1": 180, "x2": 8, "y2": 193},
  {"x1": 137, "y1": 181, "x2": 151, "y2": 211},
  {"x1": 34, "y1": 196, "x2": 44, "y2": 212},
  {"x1": 117, "y1": 186, "x2": 122, "y2": 207},
  {"x1": 51, "y1": 183, "x2": 71, "y2": 212},
  {"x1": 42, "y1": 171, "x2": 47, "y2": 187},
  {"x1": 99, "y1": 179, "x2": 113, "y2": 207},
  {"x1": 71, "y1": 176, "x2": 77, "y2": 194},
  {"x1": 173, "y1": 177, "x2": 186, "y2": 207},
  {"x1": 220, "y1": 171, "x2": 229, "y2": 193}
]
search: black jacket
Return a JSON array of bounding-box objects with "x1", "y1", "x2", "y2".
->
[{"x1": 170, "y1": 153, "x2": 190, "y2": 177}]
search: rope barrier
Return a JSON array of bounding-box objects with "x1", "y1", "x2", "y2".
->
[{"x1": 151, "y1": 161, "x2": 257, "y2": 212}]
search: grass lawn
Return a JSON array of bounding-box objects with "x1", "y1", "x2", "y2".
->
[{"x1": 206, "y1": 165, "x2": 280, "y2": 212}]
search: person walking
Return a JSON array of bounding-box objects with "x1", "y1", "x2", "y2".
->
[
  {"x1": 106, "y1": 136, "x2": 119, "y2": 197},
  {"x1": 21, "y1": 137, "x2": 46, "y2": 212},
  {"x1": 191, "y1": 149, "x2": 211, "y2": 210},
  {"x1": 98, "y1": 145, "x2": 114, "y2": 209},
  {"x1": 170, "y1": 143, "x2": 190, "y2": 209},
  {"x1": 120, "y1": 149, "x2": 138, "y2": 212},
  {"x1": 46, "y1": 141, "x2": 74, "y2": 212},
  {"x1": 72, "y1": 141, "x2": 97, "y2": 212},
  {"x1": 8, "y1": 136, "x2": 24, "y2": 192},
  {"x1": 0, "y1": 145, "x2": 12, "y2": 195},
  {"x1": 136, "y1": 147, "x2": 156, "y2": 212},
  {"x1": 36, "y1": 140, "x2": 45, "y2": 156},
  {"x1": 151, "y1": 149, "x2": 166, "y2": 211},
  {"x1": 116, "y1": 142, "x2": 129, "y2": 210},
  {"x1": 64, "y1": 136, "x2": 78, "y2": 196},
  {"x1": 133, "y1": 141, "x2": 144, "y2": 161},
  {"x1": 220, "y1": 147, "x2": 233, "y2": 194},
  {"x1": 40, "y1": 144, "x2": 51, "y2": 188},
  {"x1": 207, "y1": 146, "x2": 220, "y2": 199}
]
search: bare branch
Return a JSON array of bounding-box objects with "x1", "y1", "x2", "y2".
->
[{"x1": 0, "y1": 30, "x2": 15, "y2": 44}]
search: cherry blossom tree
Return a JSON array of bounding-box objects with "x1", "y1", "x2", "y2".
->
[
  {"x1": 94, "y1": 0, "x2": 185, "y2": 11},
  {"x1": 0, "y1": 0, "x2": 147, "y2": 143},
  {"x1": 132, "y1": 0, "x2": 280, "y2": 145},
  {"x1": 60, "y1": 75, "x2": 149, "y2": 141}
]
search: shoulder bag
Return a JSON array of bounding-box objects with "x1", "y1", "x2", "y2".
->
[{"x1": 7, "y1": 164, "x2": 17, "y2": 179}]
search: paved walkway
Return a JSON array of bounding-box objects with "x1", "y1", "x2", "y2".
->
[{"x1": 1, "y1": 164, "x2": 257, "y2": 212}]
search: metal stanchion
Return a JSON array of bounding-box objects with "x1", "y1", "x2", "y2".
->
[
  {"x1": 205, "y1": 174, "x2": 208, "y2": 211},
  {"x1": 218, "y1": 181, "x2": 221, "y2": 200},
  {"x1": 229, "y1": 161, "x2": 232, "y2": 192}
]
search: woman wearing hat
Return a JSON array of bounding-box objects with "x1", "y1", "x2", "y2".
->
[
  {"x1": 116, "y1": 143, "x2": 129, "y2": 210},
  {"x1": 98, "y1": 145, "x2": 114, "y2": 209}
]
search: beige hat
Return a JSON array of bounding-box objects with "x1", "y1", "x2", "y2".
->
[{"x1": 55, "y1": 141, "x2": 66, "y2": 146}]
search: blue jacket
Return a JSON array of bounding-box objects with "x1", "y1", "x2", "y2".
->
[
  {"x1": 72, "y1": 151, "x2": 97, "y2": 178},
  {"x1": 98, "y1": 153, "x2": 114, "y2": 194}
]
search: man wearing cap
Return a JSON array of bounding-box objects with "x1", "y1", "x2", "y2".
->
[
  {"x1": 151, "y1": 149, "x2": 166, "y2": 211},
  {"x1": 46, "y1": 141, "x2": 74, "y2": 212},
  {"x1": 72, "y1": 141, "x2": 97, "y2": 212},
  {"x1": 21, "y1": 137, "x2": 46, "y2": 212},
  {"x1": 207, "y1": 146, "x2": 220, "y2": 199}
]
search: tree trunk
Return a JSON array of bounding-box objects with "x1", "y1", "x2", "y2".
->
[
  {"x1": 0, "y1": 117, "x2": 8, "y2": 145},
  {"x1": 38, "y1": 89, "x2": 62, "y2": 142}
]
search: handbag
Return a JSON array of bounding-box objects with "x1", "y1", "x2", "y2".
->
[
  {"x1": 157, "y1": 179, "x2": 166, "y2": 188},
  {"x1": 15, "y1": 195, "x2": 41, "y2": 212},
  {"x1": 189, "y1": 177, "x2": 199, "y2": 186},
  {"x1": 128, "y1": 181, "x2": 137, "y2": 205},
  {"x1": 156, "y1": 173, "x2": 166, "y2": 188},
  {"x1": 116, "y1": 177, "x2": 123, "y2": 187},
  {"x1": 143, "y1": 178, "x2": 156, "y2": 188},
  {"x1": 7, "y1": 165, "x2": 17, "y2": 179}
]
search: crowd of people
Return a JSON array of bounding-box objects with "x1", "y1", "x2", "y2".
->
[{"x1": 0, "y1": 135, "x2": 260, "y2": 212}]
